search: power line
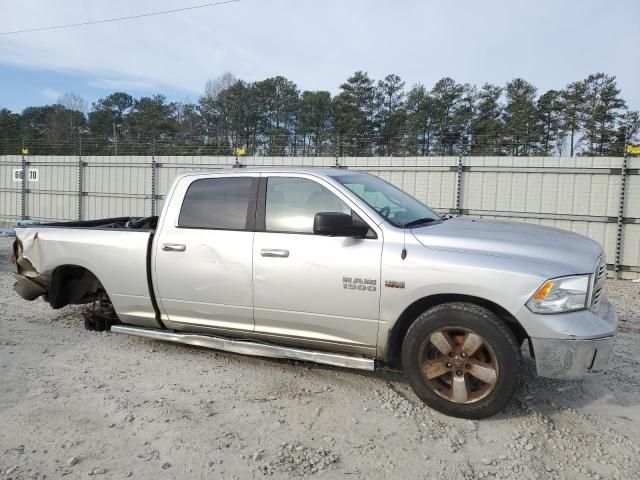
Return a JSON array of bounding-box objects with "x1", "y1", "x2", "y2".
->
[{"x1": 0, "y1": 0, "x2": 240, "y2": 35}]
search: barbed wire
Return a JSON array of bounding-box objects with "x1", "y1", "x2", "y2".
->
[
  {"x1": 1, "y1": 133, "x2": 620, "y2": 143},
  {"x1": 0, "y1": 132, "x2": 626, "y2": 157}
]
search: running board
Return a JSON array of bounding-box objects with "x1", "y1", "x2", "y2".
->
[{"x1": 110, "y1": 325, "x2": 375, "y2": 371}]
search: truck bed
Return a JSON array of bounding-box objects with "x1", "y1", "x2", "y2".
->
[
  {"x1": 13, "y1": 216, "x2": 162, "y2": 329},
  {"x1": 28, "y1": 216, "x2": 159, "y2": 231}
]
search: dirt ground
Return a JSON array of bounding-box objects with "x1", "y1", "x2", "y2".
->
[{"x1": 1, "y1": 236, "x2": 639, "y2": 480}]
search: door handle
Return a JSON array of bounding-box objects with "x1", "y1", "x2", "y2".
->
[
  {"x1": 260, "y1": 248, "x2": 289, "y2": 258},
  {"x1": 162, "y1": 243, "x2": 186, "y2": 252}
]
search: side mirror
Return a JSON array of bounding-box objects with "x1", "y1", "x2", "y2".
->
[{"x1": 313, "y1": 212, "x2": 369, "y2": 238}]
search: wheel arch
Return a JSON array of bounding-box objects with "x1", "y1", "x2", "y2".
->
[
  {"x1": 47, "y1": 264, "x2": 106, "y2": 309},
  {"x1": 384, "y1": 293, "x2": 528, "y2": 368}
]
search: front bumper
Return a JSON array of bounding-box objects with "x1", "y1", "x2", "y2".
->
[
  {"x1": 529, "y1": 335, "x2": 615, "y2": 379},
  {"x1": 518, "y1": 298, "x2": 617, "y2": 380}
]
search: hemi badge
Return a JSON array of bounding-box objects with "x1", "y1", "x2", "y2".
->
[{"x1": 384, "y1": 280, "x2": 405, "y2": 289}]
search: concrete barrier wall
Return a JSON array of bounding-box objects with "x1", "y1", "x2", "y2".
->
[{"x1": 1, "y1": 155, "x2": 638, "y2": 279}]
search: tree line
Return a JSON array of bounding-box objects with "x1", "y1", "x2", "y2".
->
[{"x1": 0, "y1": 71, "x2": 638, "y2": 157}]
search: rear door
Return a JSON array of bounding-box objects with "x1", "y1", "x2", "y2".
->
[
  {"x1": 252, "y1": 173, "x2": 383, "y2": 354},
  {"x1": 153, "y1": 173, "x2": 259, "y2": 332}
]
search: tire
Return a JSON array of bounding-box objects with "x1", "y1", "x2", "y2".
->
[
  {"x1": 84, "y1": 315, "x2": 104, "y2": 331},
  {"x1": 83, "y1": 306, "x2": 109, "y2": 331},
  {"x1": 401, "y1": 302, "x2": 522, "y2": 419},
  {"x1": 83, "y1": 293, "x2": 118, "y2": 332}
]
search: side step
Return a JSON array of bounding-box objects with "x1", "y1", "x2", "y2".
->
[{"x1": 111, "y1": 325, "x2": 375, "y2": 371}]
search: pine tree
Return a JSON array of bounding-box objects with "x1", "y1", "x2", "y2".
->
[
  {"x1": 374, "y1": 74, "x2": 406, "y2": 155},
  {"x1": 560, "y1": 81, "x2": 586, "y2": 157},
  {"x1": 298, "y1": 91, "x2": 332, "y2": 155},
  {"x1": 537, "y1": 90, "x2": 564, "y2": 156},
  {"x1": 332, "y1": 71, "x2": 376, "y2": 156},
  {"x1": 405, "y1": 84, "x2": 437, "y2": 155},
  {"x1": 88, "y1": 92, "x2": 134, "y2": 140},
  {"x1": 503, "y1": 79, "x2": 539, "y2": 156},
  {"x1": 430, "y1": 78, "x2": 475, "y2": 155},
  {"x1": 253, "y1": 76, "x2": 299, "y2": 155},
  {"x1": 581, "y1": 73, "x2": 626, "y2": 155},
  {"x1": 470, "y1": 83, "x2": 504, "y2": 155}
]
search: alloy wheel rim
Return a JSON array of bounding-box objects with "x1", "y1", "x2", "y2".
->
[{"x1": 418, "y1": 326, "x2": 499, "y2": 404}]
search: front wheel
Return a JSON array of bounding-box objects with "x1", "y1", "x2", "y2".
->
[{"x1": 402, "y1": 302, "x2": 522, "y2": 419}]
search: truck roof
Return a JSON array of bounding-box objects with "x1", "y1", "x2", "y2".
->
[{"x1": 175, "y1": 166, "x2": 362, "y2": 180}]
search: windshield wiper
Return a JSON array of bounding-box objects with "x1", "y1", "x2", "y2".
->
[{"x1": 404, "y1": 217, "x2": 437, "y2": 228}]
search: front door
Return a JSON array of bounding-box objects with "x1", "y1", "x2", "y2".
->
[
  {"x1": 154, "y1": 173, "x2": 258, "y2": 332},
  {"x1": 253, "y1": 174, "x2": 382, "y2": 353}
]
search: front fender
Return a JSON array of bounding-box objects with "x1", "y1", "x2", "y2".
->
[{"x1": 377, "y1": 240, "x2": 568, "y2": 356}]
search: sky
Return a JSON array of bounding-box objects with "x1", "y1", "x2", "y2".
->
[{"x1": 0, "y1": 0, "x2": 638, "y2": 112}]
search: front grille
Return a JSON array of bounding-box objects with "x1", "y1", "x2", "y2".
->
[{"x1": 590, "y1": 254, "x2": 606, "y2": 311}]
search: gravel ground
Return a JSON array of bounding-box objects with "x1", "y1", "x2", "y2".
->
[{"x1": 1, "y1": 236, "x2": 639, "y2": 480}]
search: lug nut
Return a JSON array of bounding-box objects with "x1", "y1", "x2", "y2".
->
[
  {"x1": 456, "y1": 370, "x2": 463, "y2": 376},
  {"x1": 449, "y1": 352, "x2": 455, "y2": 357},
  {"x1": 461, "y1": 352, "x2": 466, "y2": 358},
  {"x1": 446, "y1": 363, "x2": 452, "y2": 368}
]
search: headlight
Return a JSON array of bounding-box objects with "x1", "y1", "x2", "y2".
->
[{"x1": 526, "y1": 275, "x2": 590, "y2": 314}]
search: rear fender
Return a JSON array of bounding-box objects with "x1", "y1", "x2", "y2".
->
[{"x1": 48, "y1": 265, "x2": 101, "y2": 309}]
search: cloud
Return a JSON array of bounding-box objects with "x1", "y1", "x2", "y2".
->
[
  {"x1": 0, "y1": 0, "x2": 254, "y2": 95},
  {"x1": 0, "y1": 0, "x2": 638, "y2": 108},
  {"x1": 39, "y1": 88, "x2": 62, "y2": 101},
  {"x1": 88, "y1": 77, "x2": 157, "y2": 91}
]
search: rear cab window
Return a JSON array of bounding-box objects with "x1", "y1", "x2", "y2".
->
[{"x1": 178, "y1": 176, "x2": 256, "y2": 230}]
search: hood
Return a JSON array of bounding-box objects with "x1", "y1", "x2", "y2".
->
[{"x1": 411, "y1": 217, "x2": 602, "y2": 275}]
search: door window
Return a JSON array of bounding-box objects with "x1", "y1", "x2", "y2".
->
[
  {"x1": 178, "y1": 177, "x2": 254, "y2": 230},
  {"x1": 265, "y1": 177, "x2": 352, "y2": 234}
]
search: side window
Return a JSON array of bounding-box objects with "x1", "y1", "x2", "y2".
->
[
  {"x1": 178, "y1": 177, "x2": 254, "y2": 230},
  {"x1": 265, "y1": 177, "x2": 352, "y2": 234}
]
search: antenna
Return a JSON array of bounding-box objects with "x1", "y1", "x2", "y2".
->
[{"x1": 401, "y1": 179, "x2": 407, "y2": 260}]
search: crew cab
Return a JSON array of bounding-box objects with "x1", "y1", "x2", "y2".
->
[{"x1": 12, "y1": 168, "x2": 617, "y2": 418}]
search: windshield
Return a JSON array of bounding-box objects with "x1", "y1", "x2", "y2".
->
[{"x1": 331, "y1": 172, "x2": 441, "y2": 228}]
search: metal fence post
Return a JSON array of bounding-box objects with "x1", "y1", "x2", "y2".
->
[
  {"x1": 77, "y1": 158, "x2": 84, "y2": 221},
  {"x1": 455, "y1": 155, "x2": 464, "y2": 216},
  {"x1": 21, "y1": 149, "x2": 27, "y2": 220},
  {"x1": 151, "y1": 158, "x2": 157, "y2": 216},
  {"x1": 614, "y1": 154, "x2": 628, "y2": 279}
]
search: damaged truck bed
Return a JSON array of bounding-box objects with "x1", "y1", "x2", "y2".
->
[{"x1": 12, "y1": 216, "x2": 160, "y2": 329}]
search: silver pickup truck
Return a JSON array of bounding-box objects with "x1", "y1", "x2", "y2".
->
[{"x1": 12, "y1": 168, "x2": 617, "y2": 418}]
